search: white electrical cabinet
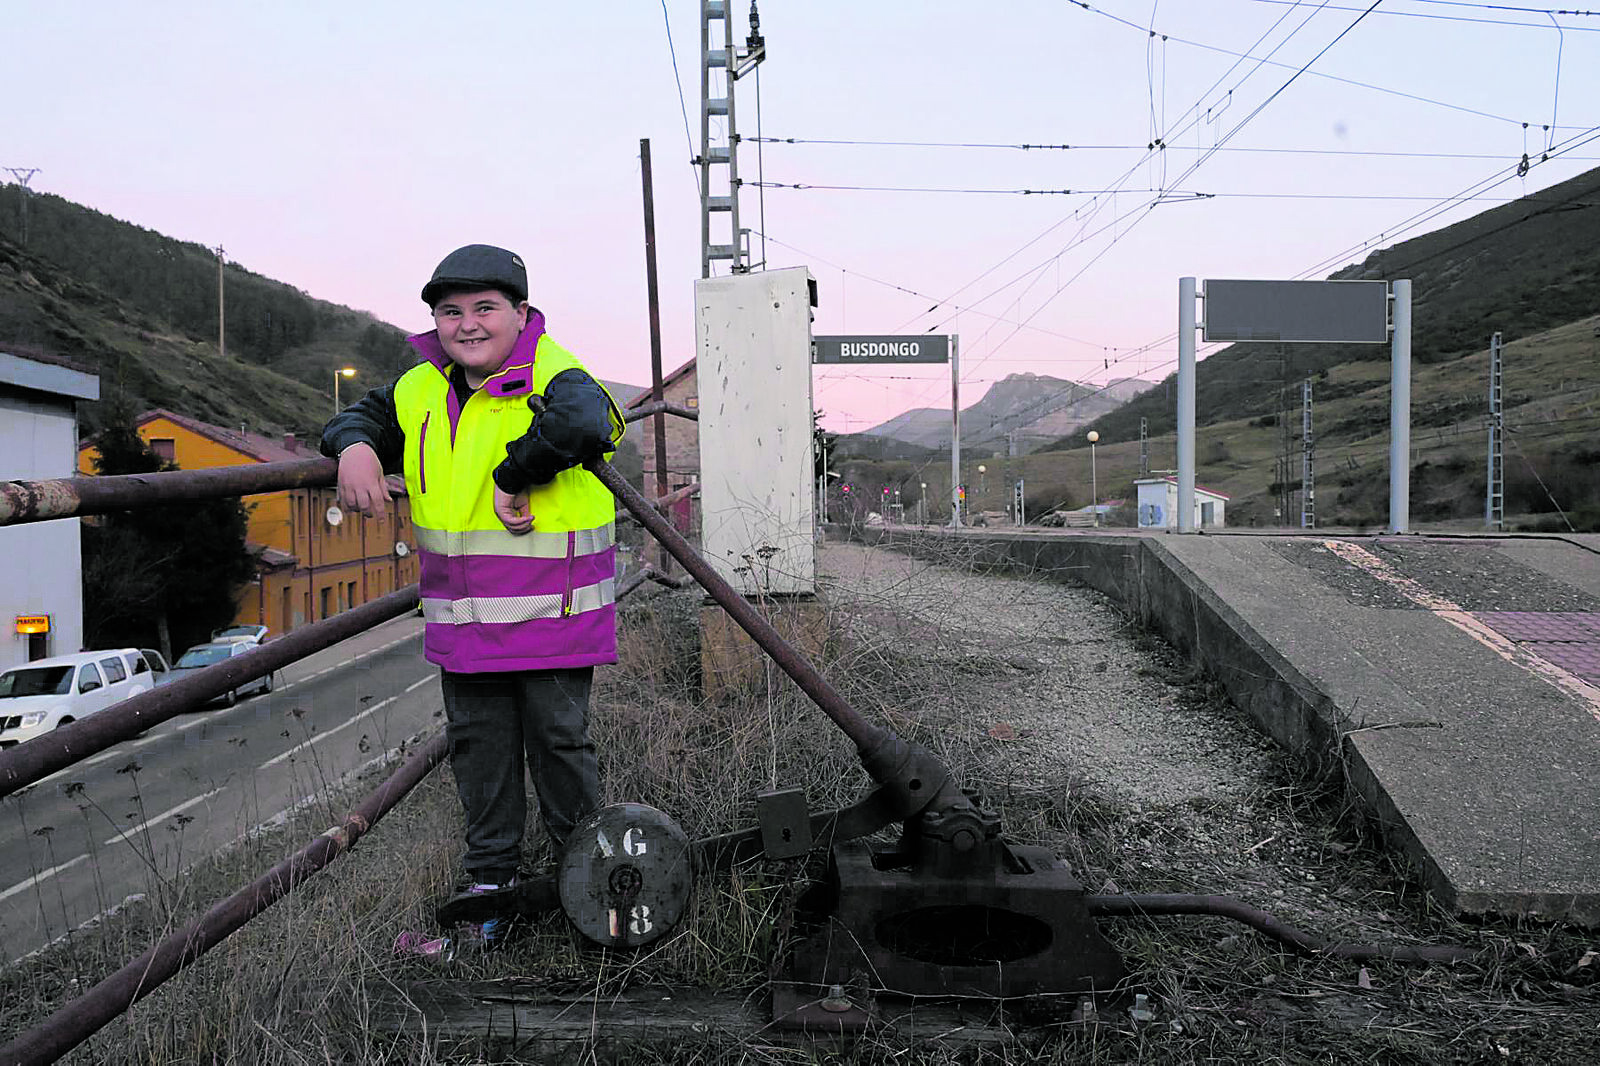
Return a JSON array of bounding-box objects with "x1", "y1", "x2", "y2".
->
[{"x1": 695, "y1": 268, "x2": 816, "y2": 596}]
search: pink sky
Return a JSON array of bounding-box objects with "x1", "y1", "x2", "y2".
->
[{"x1": 6, "y1": 2, "x2": 1598, "y2": 433}]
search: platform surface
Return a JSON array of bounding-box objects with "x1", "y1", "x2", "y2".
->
[{"x1": 1156, "y1": 531, "x2": 1600, "y2": 923}]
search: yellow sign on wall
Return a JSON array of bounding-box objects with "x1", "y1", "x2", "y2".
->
[{"x1": 15, "y1": 615, "x2": 50, "y2": 635}]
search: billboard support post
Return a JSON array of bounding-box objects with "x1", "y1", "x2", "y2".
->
[
  {"x1": 950, "y1": 336, "x2": 961, "y2": 527},
  {"x1": 1390, "y1": 280, "x2": 1412, "y2": 534},
  {"x1": 1177, "y1": 277, "x2": 1197, "y2": 533}
]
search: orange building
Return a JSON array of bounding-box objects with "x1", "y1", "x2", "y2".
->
[{"x1": 78, "y1": 409, "x2": 418, "y2": 635}]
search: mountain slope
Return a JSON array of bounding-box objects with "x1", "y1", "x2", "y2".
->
[
  {"x1": 0, "y1": 234, "x2": 332, "y2": 434},
  {"x1": 0, "y1": 191, "x2": 646, "y2": 438},
  {"x1": 866, "y1": 373, "x2": 1152, "y2": 453}
]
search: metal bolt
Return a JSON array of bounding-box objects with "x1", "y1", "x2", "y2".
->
[{"x1": 820, "y1": 984, "x2": 853, "y2": 1013}]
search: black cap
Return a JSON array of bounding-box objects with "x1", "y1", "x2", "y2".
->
[{"x1": 420, "y1": 244, "x2": 528, "y2": 307}]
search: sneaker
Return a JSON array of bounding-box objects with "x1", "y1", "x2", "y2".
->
[{"x1": 459, "y1": 879, "x2": 517, "y2": 951}]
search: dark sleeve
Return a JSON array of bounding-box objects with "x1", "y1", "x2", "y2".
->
[
  {"x1": 494, "y1": 369, "x2": 619, "y2": 493},
  {"x1": 319, "y1": 384, "x2": 405, "y2": 472}
]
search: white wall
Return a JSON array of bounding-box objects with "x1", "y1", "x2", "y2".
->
[
  {"x1": 0, "y1": 392, "x2": 85, "y2": 669},
  {"x1": 695, "y1": 268, "x2": 816, "y2": 595}
]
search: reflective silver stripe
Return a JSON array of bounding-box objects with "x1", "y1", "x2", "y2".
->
[
  {"x1": 421, "y1": 578, "x2": 616, "y2": 626},
  {"x1": 413, "y1": 525, "x2": 613, "y2": 559}
]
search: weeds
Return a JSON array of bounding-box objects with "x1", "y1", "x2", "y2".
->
[{"x1": 1, "y1": 541, "x2": 1595, "y2": 1064}]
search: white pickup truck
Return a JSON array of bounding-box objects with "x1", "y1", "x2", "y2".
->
[{"x1": 0, "y1": 648, "x2": 165, "y2": 748}]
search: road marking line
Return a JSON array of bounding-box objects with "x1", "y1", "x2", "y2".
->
[
  {"x1": 103, "y1": 788, "x2": 223, "y2": 847},
  {"x1": 1323, "y1": 540, "x2": 1600, "y2": 725},
  {"x1": 0, "y1": 854, "x2": 90, "y2": 904},
  {"x1": 8, "y1": 892, "x2": 146, "y2": 968},
  {"x1": 273, "y1": 628, "x2": 421, "y2": 694},
  {"x1": 258, "y1": 675, "x2": 433, "y2": 770}
]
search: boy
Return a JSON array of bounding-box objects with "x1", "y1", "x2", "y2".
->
[{"x1": 321, "y1": 244, "x2": 624, "y2": 944}]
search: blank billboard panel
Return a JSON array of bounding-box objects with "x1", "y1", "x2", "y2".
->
[{"x1": 1203, "y1": 279, "x2": 1389, "y2": 344}]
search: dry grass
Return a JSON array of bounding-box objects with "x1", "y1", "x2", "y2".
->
[{"x1": 1, "y1": 539, "x2": 1596, "y2": 1064}]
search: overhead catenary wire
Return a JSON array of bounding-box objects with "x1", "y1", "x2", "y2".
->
[
  {"x1": 1246, "y1": 0, "x2": 1600, "y2": 29},
  {"x1": 746, "y1": 136, "x2": 1600, "y2": 163},
  {"x1": 660, "y1": 0, "x2": 701, "y2": 196},
  {"x1": 895, "y1": 0, "x2": 1323, "y2": 343},
  {"x1": 1074, "y1": 0, "x2": 1588, "y2": 126},
  {"x1": 891, "y1": 0, "x2": 1367, "y2": 404},
  {"x1": 744, "y1": 179, "x2": 1596, "y2": 205}
]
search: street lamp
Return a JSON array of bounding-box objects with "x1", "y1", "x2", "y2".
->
[
  {"x1": 334, "y1": 366, "x2": 356, "y2": 414},
  {"x1": 920, "y1": 482, "x2": 927, "y2": 525},
  {"x1": 1086, "y1": 431, "x2": 1100, "y2": 527},
  {"x1": 978, "y1": 464, "x2": 987, "y2": 501}
]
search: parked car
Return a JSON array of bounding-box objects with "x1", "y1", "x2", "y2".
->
[
  {"x1": 0, "y1": 649, "x2": 158, "y2": 748},
  {"x1": 211, "y1": 624, "x2": 269, "y2": 645},
  {"x1": 168, "y1": 641, "x2": 273, "y2": 706},
  {"x1": 134, "y1": 648, "x2": 170, "y2": 679}
]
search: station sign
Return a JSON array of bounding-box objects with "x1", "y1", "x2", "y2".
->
[
  {"x1": 15, "y1": 615, "x2": 50, "y2": 635},
  {"x1": 812, "y1": 334, "x2": 950, "y2": 364},
  {"x1": 1203, "y1": 280, "x2": 1389, "y2": 344}
]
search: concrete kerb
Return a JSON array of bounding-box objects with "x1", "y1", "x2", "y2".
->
[{"x1": 847, "y1": 525, "x2": 1467, "y2": 911}]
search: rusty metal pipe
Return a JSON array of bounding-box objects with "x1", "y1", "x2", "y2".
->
[
  {"x1": 0, "y1": 586, "x2": 421, "y2": 799},
  {"x1": 1086, "y1": 893, "x2": 1482, "y2": 964},
  {"x1": 0, "y1": 731, "x2": 449, "y2": 1066},
  {"x1": 614, "y1": 480, "x2": 699, "y2": 525},
  {"x1": 588, "y1": 459, "x2": 887, "y2": 755},
  {"x1": 616, "y1": 565, "x2": 688, "y2": 602},
  {"x1": 0, "y1": 457, "x2": 337, "y2": 527},
  {"x1": 623, "y1": 400, "x2": 699, "y2": 424}
]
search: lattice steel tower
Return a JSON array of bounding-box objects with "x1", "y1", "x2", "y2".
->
[
  {"x1": 1301, "y1": 378, "x2": 1315, "y2": 529},
  {"x1": 1486, "y1": 332, "x2": 1504, "y2": 530},
  {"x1": 699, "y1": 1, "x2": 765, "y2": 278}
]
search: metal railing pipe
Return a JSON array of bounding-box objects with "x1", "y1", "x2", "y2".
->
[
  {"x1": 623, "y1": 401, "x2": 699, "y2": 424},
  {"x1": 1087, "y1": 893, "x2": 1481, "y2": 964},
  {"x1": 616, "y1": 565, "x2": 687, "y2": 602},
  {"x1": 0, "y1": 586, "x2": 421, "y2": 799},
  {"x1": 0, "y1": 731, "x2": 449, "y2": 1066},
  {"x1": 614, "y1": 480, "x2": 699, "y2": 525},
  {"x1": 0, "y1": 457, "x2": 336, "y2": 527}
]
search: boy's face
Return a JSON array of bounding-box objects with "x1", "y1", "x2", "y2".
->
[{"x1": 431, "y1": 289, "x2": 530, "y2": 387}]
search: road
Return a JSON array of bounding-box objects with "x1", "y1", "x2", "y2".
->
[{"x1": 0, "y1": 613, "x2": 438, "y2": 965}]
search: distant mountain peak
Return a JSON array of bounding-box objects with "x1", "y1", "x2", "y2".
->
[{"x1": 862, "y1": 372, "x2": 1153, "y2": 453}]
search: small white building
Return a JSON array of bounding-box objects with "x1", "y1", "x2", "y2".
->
[
  {"x1": 1135, "y1": 477, "x2": 1229, "y2": 530},
  {"x1": 0, "y1": 350, "x2": 100, "y2": 669}
]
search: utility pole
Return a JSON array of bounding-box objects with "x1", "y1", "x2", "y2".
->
[
  {"x1": 1139, "y1": 416, "x2": 1149, "y2": 476},
  {"x1": 640, "y1": 138, "x2": 673, "y2": 576},
  {"x1": 214, "y1": 245, "x2": 226, "y2": 359},
  {"x1": 1486, "y1": 331, "x2": 1504, "y2": 530},
  {"x1": 699, "y1": 0, "x2": 766, "y2": 278},
  {"x1": 1301, "y1": 377, "x2": 1315, "y2": 529},
  {"x1": 4, "y1": 167, "x2": 41, "y2": 246}
]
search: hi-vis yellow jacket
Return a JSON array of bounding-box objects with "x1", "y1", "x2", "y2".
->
[{"x1": 395, "y1": 315, "x2": 625, "y2": 673}]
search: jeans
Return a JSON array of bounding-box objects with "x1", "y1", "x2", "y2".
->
[{"x1": 440, "y1": 667, "x2": 599, "y2": 884}]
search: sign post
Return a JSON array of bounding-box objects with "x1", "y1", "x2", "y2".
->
[{"x1": 812, "y1": 333, "x2": 959, "y2": 525}]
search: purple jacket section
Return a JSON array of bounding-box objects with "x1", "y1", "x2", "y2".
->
[
  {"x1": 418, "y1": 545, "x2": 616, "y2": 601},
  {"x1": 423, "y1": 606, "x2": 618, "y2": 674}
]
